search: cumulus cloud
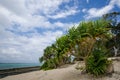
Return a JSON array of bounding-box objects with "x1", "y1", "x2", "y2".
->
[
  {"x1": 0, "y1": 30, "x2": 63, "y2": 63},
  {"x1": 84, "y1": 0, "x2": 120, "y2": 19},
  {"x1": 0, "y1": 0, "x2": 77, "y2": 31},
  {"x1": 85, "y1": 5, "x2": 113, "y2": 19},
  {"x1": 26, "y1": 0, "x2": 70, "y2": 15},
  {"x1": 0, "y1": 0, "x2": 78, "y2": 63},
  {"x1": 47, "y1": 8, "x2": 80, "y2": 19}
]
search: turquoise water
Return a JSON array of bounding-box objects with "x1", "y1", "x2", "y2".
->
[{"x1": 0, "y1": 63, "x2": 41, "y2": 70}]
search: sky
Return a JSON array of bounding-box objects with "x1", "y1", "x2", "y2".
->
[{"x1": 0, "y1": 0, "x2": 120, "y2": 63}]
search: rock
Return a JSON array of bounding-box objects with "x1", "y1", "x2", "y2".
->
[
  {"x1": 75, "y1": 61, "x2": 85, "y2": 70},
  {"x1": 108, "y1": 57, "x2": 120, "y2": 61},
  {"x1": 106, "y1": 63, "x2": 114, "y2": 74}
]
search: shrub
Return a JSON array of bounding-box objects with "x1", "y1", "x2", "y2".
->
[{"x1": 85, "y1": 48, "x2": 110, "y2": 76}]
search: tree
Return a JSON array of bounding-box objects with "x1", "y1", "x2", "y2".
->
[
  {"x1": 40, "y1": 19, "x2": 112, "y2": 70},
  {"x1": 103, "y1": 12, "x2": 120, "y2": 56}
]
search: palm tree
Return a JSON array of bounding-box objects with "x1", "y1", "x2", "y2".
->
[
  {"x1": 74, "y1": 19, "x2": 111, "y2": 60},
  {"x1": 40, "y1": 19, "x2": 112, "y2": 69}
]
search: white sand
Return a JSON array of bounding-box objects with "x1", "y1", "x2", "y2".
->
[{"x1": 0, "y1": 61, "x2": 120, "y2": 80}]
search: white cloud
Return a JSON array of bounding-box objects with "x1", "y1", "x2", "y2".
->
[
  {"x1": 110, "y1": 0, "x2": 120, "y2": 7},
  {"x1": 47, "y1": 9, "x2": 80, "y2": 19},
  {"x1": 84, "y1": 0, "x2": 120, "y2": 19},
  {"x1": 0, "y1": 0, "x2": 79, "y2": 63},
  {"x1": 86, "y1": 0, "x2": 89, "y2": 4},
  {"x1": 0, "y1": 0, "x2": 72, "y2": 30},
  {"x1": 0, "y1": 30, "x2": 63, "y2": 63},
  {"x1": 82, "y1": 8, "x2": 87, "y2": 13},
  {"x1": 0, "y1": 5, "x2": 11, "y2": 28},
  {"x1": 53, "y1": 21, "x2": 75, "y2": 30},
  {"x1": 0, "y1": 0, "x2": 28, "y2": 16},
  {"x1": 85, "y1": 5, "x2": 113, "y2": 19},
  {"x1": 26, "y1": 0, "x2": 70, "y2": 15}
]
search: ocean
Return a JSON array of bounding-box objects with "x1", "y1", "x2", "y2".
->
[{"x1": 0, "y1": 63, "x2": 41, "y2": 70}]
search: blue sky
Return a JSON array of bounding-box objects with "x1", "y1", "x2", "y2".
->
[{"x1": 0, "y1": 0, "x2": 120, "y2": 63}]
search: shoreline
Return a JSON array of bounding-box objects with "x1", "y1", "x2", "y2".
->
[
  {"x1": 0, "y1": 66, "x2": 40, "y2": 78},
  {"x1": 0, "y1": 60, "x2": 120, "y2": 80}
]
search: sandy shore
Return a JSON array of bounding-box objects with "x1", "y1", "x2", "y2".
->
[{"x1": 0, "y1": 61, "x2": 120, "y2": 80}]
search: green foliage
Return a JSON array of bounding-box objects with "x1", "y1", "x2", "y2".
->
[
  {"x1": 85, "y1": 48, "x2": 109, "y2": 76},
  {"x1": 39, "y1": 19, "x2": 112, "y2": 70},
  {"x1": 103, "y1": 12, "x2": 120, "y2": 56},
  {"x1": 41, "y1": 58, "x2": 58, "y2": 70}
]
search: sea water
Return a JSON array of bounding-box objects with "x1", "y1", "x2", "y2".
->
[{"x1": 0, "y1": 63, "x2": 41, "y2": 70}]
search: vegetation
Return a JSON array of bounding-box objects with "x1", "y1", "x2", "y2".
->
[
  {"x1": 39, "y1": 12, "x2": 120, "y2": 76},
  {"x1": 85, "y1": 40, "x2": 109, "y2": 76},
  {"x1": 85, "y1": 49, "x2": 108, "y2": 76},
  {"x1": 103, "y1": 12, "x2": 120, "y2": 56},
  {"x1": 40, "y1": 19, "x2": 111, "y2": 69}
]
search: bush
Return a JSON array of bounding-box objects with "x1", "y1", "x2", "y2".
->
[
  {"x1": 40, "y1": 58, "x2": 59, "y2": 70},
  {"x1": 85, "y1": 48, "x2": 110, "y2": 76}
]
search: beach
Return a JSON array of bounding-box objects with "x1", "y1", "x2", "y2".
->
[{"x1": 0, "y1": 60, "x2": 120, "y2": 80}]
